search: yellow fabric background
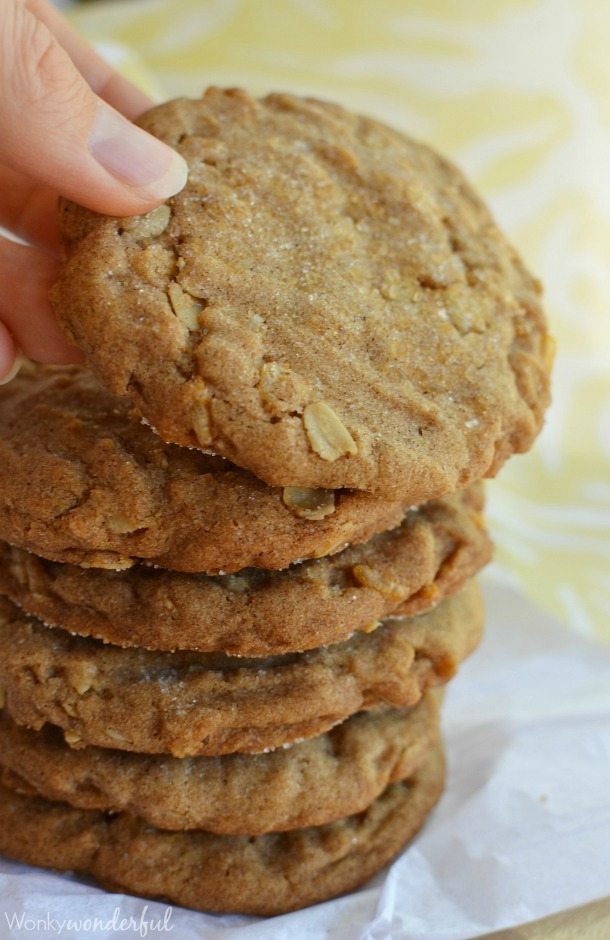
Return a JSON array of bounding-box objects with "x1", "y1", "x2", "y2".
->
[{"x1": 71, "y1": 0, "x2": 610, "y2": 641}]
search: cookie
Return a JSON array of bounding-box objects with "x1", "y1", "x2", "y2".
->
[
  {"x1": 52, "y1": 87, "x2": 551, "y2": 501},
  {"x1": 0, "y1": 364, "x2": 408, "y2": 572},
  {"x1": 0, "y1": 582, "x2": 482, "y2": 757},
  {"x1": 0, "y1": 486, "x2": 490, "y2": 655},
  {"x1": 0, "y1": 742, "x2": 444, "y2": 915},
  {"x1": 0, "y1": 692, "x2": 439, "y2": 835}
]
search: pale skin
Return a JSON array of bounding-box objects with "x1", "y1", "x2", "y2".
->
[{"x1": 0, "y1": 0, "x2": 187, "y2": 382}]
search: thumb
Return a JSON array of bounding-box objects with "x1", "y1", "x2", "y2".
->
[{"x1": 0, "y1": 0, "x2": 187, "y2": 216}]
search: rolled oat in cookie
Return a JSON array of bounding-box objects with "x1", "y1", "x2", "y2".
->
[
  {"x1": 0, "y1": 582, "x2": 483, "y2": 757},
  {"x1": 0, "y1": 485, "x2": 491, "y2": 655},
  {"x1": 52, "y1": 87, "x2": 551, "y2": 501}
]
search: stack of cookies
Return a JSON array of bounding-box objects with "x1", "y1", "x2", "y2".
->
[{"x1": 0, "y1": 89, "x2": 551, "y2": 916}]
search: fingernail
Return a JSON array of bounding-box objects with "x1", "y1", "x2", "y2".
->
[
  {"x1": 89, "y1": 103, "x2": 188, "y2": 200},
  {"x1": 0, "y1": 352, "x2": 23, "y2": 386}
]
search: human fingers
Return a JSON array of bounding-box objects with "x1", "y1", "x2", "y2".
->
[
  {"x1": 19, "y1": 0, "x2": 153, "y2": 118},
  {"x1": 0, "y1": 322, "x2": 20, "y2": 385},
  {"x1": 1, "y1": 0, "x2": 187, "y2": 217},
  {"x1": 0, "y1": 236, "x2": 83, "y2": 364},
  {"x1": 0, "y1": 164, "x2": 61, "y2": 254}
]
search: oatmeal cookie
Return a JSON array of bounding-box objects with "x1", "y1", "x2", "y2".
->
[
  {"x1": 52, "y1": 87, "x2": 551, "y2": 500},
  {"x1": 0, "y1": 693, "x2": 439, "y2": 835},
  {"x1": 0, "y1": 486, "x2": 490, "y2": 655},
  {"x1": 0, "y1": 743, "x2": 445, "y2": 915},
  {"x1": 0, "y1": 583, "x2": 482, "y2": 757},
  {"x1": 0, "y1": 364, "x2": 406, "y2": 572}
]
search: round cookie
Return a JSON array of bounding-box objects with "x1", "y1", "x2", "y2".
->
[
  {"x1": 0, "y1": 583, "x2": 482, "y2": 757},
  {"x1": 0, "y1": 364, "x2": 407, "y2": 572},
  {"x1": 52, "y1": 87, "x2": 551, "y2": 501},
  {"x1": 0, "y1": 693, "x2": 439, "y2": 835},
  {"x1": 0, "y1": 743, "x2": 444, "y2": 915},
  {"x1": 0, "y1": 486, "x2": 491, "y2": 655}
]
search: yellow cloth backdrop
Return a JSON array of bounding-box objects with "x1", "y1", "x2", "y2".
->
[{"x1": 71, "y1": 0, "x2": 610, "y2": 642}]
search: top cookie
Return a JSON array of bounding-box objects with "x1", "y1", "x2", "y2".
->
[{"x1": 52, "y1": 87, "x2": 551, "y2": 501}]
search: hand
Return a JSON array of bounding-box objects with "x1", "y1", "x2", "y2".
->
[{"x1": 0, "y1": 0, "x2": 188, "y2": 383}]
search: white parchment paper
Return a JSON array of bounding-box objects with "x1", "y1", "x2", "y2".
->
[{"x1": 1, "y1": 570, "x2": 609, "y2": 940}]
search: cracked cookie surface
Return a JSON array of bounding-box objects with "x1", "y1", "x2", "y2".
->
[
  {"x1": 0, "y1": 485, "x2": 491, "y2": 655},
  {"x1": 0, "y1": 743, "x2": 444, "y2": 916},
  {"x1": 0, "y1": 693, "x2": 439, "y2": 835},
  {"x1": 53, "y1": 87, "x2": 551, "y2": 501},
  {"x1": 0, "y1": 582, "x2": 482, "y2": 757},
  {"x1": 0, "y1": 364, "x2": 408, "y2": 572}
]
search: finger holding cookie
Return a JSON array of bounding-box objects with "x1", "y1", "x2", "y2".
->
[{"x1": 0, "y1": 0, "x2": 187, "y2": 382}]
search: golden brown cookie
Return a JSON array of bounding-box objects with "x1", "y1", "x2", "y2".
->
[
  {"x1": 0, "y1": 364, "x2": 408, "y2": 573},
  {"x1": 0, "y1": 742, "x2": 444, "y2": 915},
  {"x1": 52, "y1": 87, "x2": 551, "y2": 501},
  {"x1": 0, "y1": 486, "x2": 491, "y2": 655},
  {"x1": 0, "y1": 583, "x2": 482, "y2": 757},
  {"x1": 0, "y1": 693, "x2": 439, "y2": 835}
]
